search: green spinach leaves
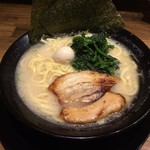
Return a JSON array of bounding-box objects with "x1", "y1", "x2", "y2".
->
[{"x1": 71, "y1": 32, "x2": 119, "y2": 75}]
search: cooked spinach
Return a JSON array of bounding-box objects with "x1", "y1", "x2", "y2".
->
[{"x1": 71, "y1": 32, "x2": 119, "y2": 75}]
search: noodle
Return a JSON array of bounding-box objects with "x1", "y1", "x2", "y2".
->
[
  {"x1": 21, "y1": 36, "x2": 76, "y2": 102},
  {"x1": 29, "y1": 38, "x2": 75, "y2": 81},
  {"x1": 108, "y1": 39, "x2": 139, "y2": 100}
]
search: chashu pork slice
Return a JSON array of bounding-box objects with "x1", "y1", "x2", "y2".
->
[
  {"x1": 60, "y1": 92, "x2": 126, "y2": 124},
  {"x1": 49, "y1": 71, "x2": 119, "y2": 107}
]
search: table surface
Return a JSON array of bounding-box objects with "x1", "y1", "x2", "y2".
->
[{"x1": 0, "y1": 2, "x2": 150, "y2": 150}]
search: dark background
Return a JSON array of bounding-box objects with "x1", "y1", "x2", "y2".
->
[{"x1": 0, "y1": 0, "x2": 149, "y2": 12}]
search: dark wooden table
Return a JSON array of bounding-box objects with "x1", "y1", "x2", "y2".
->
[{"x1": 0, "y1": 2, "x2": 150, "y2": 150}]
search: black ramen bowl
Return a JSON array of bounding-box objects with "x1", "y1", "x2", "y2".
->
[{"x1": 0, "y1": 28, "x2": 150, "y2": 139}]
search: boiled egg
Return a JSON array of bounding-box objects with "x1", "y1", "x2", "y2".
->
[{"x1": 53, "y1": 46, "x2": 75, "y2": 63}]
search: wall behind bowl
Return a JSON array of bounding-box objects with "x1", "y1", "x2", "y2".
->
[{"x1": 0, "y1": 0, "x2": 148, "y2": 12}]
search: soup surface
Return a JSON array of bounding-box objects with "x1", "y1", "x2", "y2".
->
[{"x1": 15, "y1": 34, "x2": 139, "y2": 125}]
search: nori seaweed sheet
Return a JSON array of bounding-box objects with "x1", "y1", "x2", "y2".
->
[
  {"x1": 29, "y1": 0, "x2": 124, "y2": 43},
  {"x1": 29, "y1": 0, "x2": 57, "y2": 43}
]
